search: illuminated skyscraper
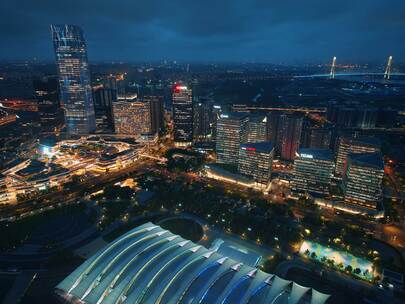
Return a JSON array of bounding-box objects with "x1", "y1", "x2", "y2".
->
[
  {"x1": 216, "y1": 113, "x2": 248, "y2": 165},
  {"x1": 238, "y1": 142, "x2": 274, "y2": 185},
  {"x1": 172, "y1": 84, "x2": 193, "y2": 146},
  {"x1": 335, "y1": 136, "x2": 380, "y2": 176},
  {"x1": 247, "y1": 114, "x2": 267, "y2": 143},
  {"x1": 113, "y1": 100, "x2": 150, "y2": 135},
  {"x1": 211, "y1": 104, "x2": 222, "y2": 141},
  {"x1": 292, "y1": 149, "x2": 334, "y2": 196},
  {"x1": 343, "y1": 152, "x2": 384, "y2": 210},
  {"x1": 51, "y1": 24, "x2": 96, "y2": 135}
]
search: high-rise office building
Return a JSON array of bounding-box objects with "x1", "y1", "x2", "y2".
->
[
  {"x1": 327, "y1": 101, "x2": 377, "y2": 129},
  {"x1": 172, "y1": 84, "x2": 193, "y2": 146},
  {"x1": 51, "y1": 24, "x2": 96, "y2": 135},
  {"x1": 93, "y1": 86, "x2": 116, "y2": 132},
  {"x1": 193, "y1": 99, "x2": 212, "y2": 142},
  {"x1": 104, "y1": 75, "x2": 118, "y2": 91},
  {"x1": 277, "y1": 114, "x2": 303, "y2": 161},
  {"x1": 211, "y1": 104, "x2": 222, "y2": 141},
  {"x1": 266, "y1": 112, "x2": 282, "y2": 142},
  {"x1": 357, "y1": 108, "x2": 378, "y2": 129},
  {"x1": 144, "y1": 96, "x2": 164, "y2": 134},
  {"x1": 238, "y1": 142, "x2": 274, "y2": 185},
  {"x1": 247, "y1": 114, "x2": 267, "y2": 143},
  {"x1": 335, "y1": 136, "x2": 380, "y2": 175},
  {"x1": 33, "y1": 76, "x2": 61, "y2": 131},
  {"x1": 309, "y1": 127, "x2": 332, "y2": 149},
  {"x1": 377, "y1": 108, "x2": 397, "y2": 128},
  {"x1": 216, "y1": 113, "x2": 248, "y2": 165},
  {"x1": 301, "y1": 125, "x2": 332, "y2": 150},
  {"x1": 292, "y1": 149, "x2": 335, "y2": 196},
  {"x1": 343, "y1": 152, "x2": 384, "y2": 210},
  {"x1": 113, "y1": 100, "x2": 150, "y2": 135}
]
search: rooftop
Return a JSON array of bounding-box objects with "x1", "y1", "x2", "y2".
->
[
  {"x1": 348, "y1": 152, "x2": 384, "y2": 170},
  {"x1": 240, "y1": 141, "x2": 274, "y2": 154},
  {"x1": 297, "y1": 148, "x2": 333, "y2": 161},
  {"x1": 219, "y1": 112, "x2": 248, "y2": 120},
  {"x1": 343, "y1": 136, "x2": 381, "y2": 148},
  {"x1": 56, "y1": 222, "x2": 330, "y2": 304}
]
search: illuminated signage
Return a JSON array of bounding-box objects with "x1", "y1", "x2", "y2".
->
[
  {"x1": 220, "y1": 114, "x2": 229, "y2": 118},
  {"x1": 300, "y1": 153, "x2": 313, "y2": 159},
  {"x1": 173, "y1": 84, "x2": 188, "y2": 92}
]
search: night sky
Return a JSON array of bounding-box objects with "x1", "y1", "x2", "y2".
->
[{"x1": 1, "y1": 0, "x2": 405, "y2": 63}]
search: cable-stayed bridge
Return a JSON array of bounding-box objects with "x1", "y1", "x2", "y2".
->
[{"x1": 295, "y1": 56, "x2": 405, "y2": 79}]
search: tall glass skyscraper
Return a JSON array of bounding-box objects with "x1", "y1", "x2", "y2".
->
[
  {"x1": 172, "y1": 84, "x2": 193, "y2": 146},
  {"x1": 51, "y1": 24, "x2": 96, "y2": 135},
  {"x1": 216, "y1": 112, "x2": 248, "y2": 165}
]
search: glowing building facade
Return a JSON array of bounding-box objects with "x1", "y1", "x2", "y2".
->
[
  {"x1": 216, "y1": 113, "x2": 248, "y2": 165},
  {"x1": 292, "y1": 149, "x2": 334, "y2": 196},
  {"x1": 335, "y1": 136, "x2": 380, "y2": 176},
  {"x1": 238, "y1": 142, "x2": 274, "y2": 185},
  {"x1": 172, "y1": 84, "x2": 193, "y2": 146},
  {"x1": 247, "y1": 114, "x2": 267, "y2": 143},
  {"x1": 51, "y1": 24, "x2": 96, "y2": 135},
  {"x1": 113, "y1": 100, "x2": 150, "y2": 136},
  {"x1": 343, "y1": 152, "x2": 384, "y2": 210}
]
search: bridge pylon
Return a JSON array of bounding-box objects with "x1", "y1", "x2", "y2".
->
[
  {"x1": 330, "y1": 56, "x2": 336, "y2": 79},
  {"x1": 384, "y1": 56, "x2": 393, "y2": 80}
]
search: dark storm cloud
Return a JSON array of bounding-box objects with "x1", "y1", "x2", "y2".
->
[{"x1": 0, "y1": 0, "x2": 404, "y2": 63}]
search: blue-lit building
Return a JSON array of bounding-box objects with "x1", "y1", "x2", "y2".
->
[
  {"x1": 51, "y1": 24, "x2": 96, "y2": 135},
  {"x1": 56, "y1": 222, "x2": 330, "y2": 304}
]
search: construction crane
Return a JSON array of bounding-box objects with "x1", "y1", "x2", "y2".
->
[
  {"x1": 330, "y1": 56, "x2": 336, "y2": 79},
  {"x1": 384, "y1": 56, "x2": 393, "y2": 80}
]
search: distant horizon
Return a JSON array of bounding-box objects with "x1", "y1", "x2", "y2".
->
[
  {"x1": 0, "y1": 58, "x2": 402, "y2": 67},
  {"x1": 2, "y1": 1, "x2": 405, "y2": 64}
]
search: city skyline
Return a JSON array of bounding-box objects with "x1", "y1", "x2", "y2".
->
[
  {"x1": 1, "y1": 1, "x2": 405, "y2": 63},
  {"x1": 0, "y1": 4, "x2": 404, "y2": 303}
]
